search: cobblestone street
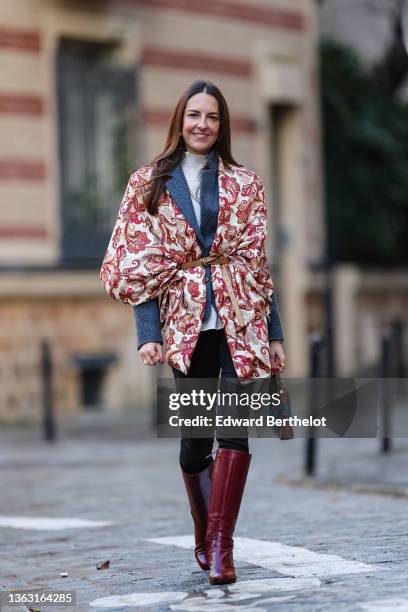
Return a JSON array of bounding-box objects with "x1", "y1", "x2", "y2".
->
[{"x1": 1, "y1": 417, "x2": 408, "y2": 612}]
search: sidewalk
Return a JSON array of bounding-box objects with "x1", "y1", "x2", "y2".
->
[
  {"x1": 47, "y1": 408, "x2": 408, "y2": 494},
  {"x1": 1, "y1": 412, "x2": 408, "y2": 611}
]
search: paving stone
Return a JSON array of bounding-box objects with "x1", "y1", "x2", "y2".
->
[{"x1": 0, "y1": 424, "x2": 407, "y2": 611}]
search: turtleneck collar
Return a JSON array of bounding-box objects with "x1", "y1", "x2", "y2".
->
[
  {"x1": 182, "y1": 147, "x2": 218, "y2": 169},
  {"x1": 182, "y1": 149, "x2": 208, "y2": 167}
]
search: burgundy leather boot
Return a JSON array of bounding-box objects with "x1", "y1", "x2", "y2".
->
[
  {"x1": 181, "y1": 461, "x2": 214, "y2": 570},
  {"x1": 205, "y1": 448, "x2": 252, "y2": 585}
]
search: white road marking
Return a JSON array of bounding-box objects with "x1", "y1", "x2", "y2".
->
[
  {"x1": 229, "y1": 578, "x2": 321, "y2": 593},
  {"x1": 147, "y1": 535, "x2": 377, "y2": 577},
  {"x1": 89, "y1": 592, "x2": 187, "y2": 608},
  {"x1": 170, "y1": 579, "x2": 321, "y2": 611},
  {"x1": 89, "y1": 578, "x2": 320, "y2": 609},
  {"x1": 170, "y1": 598, "x2": 293, "y2": 612},
  {"x1": 89, "y1": 535, "x2": 377, "y2": 609},
  {"x1": 359, "y1": 600, "x2": 408, "y2": 612},
  {"x1": 0, "y1": 516, "x2": 112, "y2": 530}
]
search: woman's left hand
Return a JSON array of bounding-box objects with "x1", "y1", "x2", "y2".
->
[{"x1": 269, "y1": 341, "x2": 286, "y2": 374}]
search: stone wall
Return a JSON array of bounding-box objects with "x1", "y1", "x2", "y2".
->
[{"x1": 0, "y1": 0, "x2": 322, "y2": 421}]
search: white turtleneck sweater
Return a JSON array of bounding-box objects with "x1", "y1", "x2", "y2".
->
[{"x1": 181, "y1": 150, "x2": 223, "y2": 331}]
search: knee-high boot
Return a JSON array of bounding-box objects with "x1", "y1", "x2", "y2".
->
[
  {"x1": 181, "y1": 461, "x2": 214, "y2": 570},
  {"x1": 205, "y1": 448, "x2": 251, "y2": 585}
]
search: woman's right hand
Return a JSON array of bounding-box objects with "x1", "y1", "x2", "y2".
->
[{"x1": 139, "y1": 342, "x2": 164, "y2": 366}]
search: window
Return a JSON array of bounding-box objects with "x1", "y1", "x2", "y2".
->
[{"x1": 57, "y1": 38, "x2": 137, "y2": 266}]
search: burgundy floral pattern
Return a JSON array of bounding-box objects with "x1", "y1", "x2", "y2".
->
[{"x1": 100, "y1": 156, "x2": 275, "y2": 381}]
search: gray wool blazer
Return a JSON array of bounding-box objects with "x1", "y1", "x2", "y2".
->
[{"x1": 134, "y1": 148, "x2": 285, "y2": 350}]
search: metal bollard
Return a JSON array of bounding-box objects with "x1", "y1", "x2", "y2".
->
[
  {"x1": 305, "y1": 331, "x2": 325, "y2": 477},
  {"x1": 391, "y1": 319, "x2": 405, "y2": 380},
  {"x1": 380, "y1": 328, "x2": 392, "y2": 453},
  {"x1": 41, "y1": 340, "x2": 57, "y2": 442}
]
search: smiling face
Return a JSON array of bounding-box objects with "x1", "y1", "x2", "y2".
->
[{"x1": 182, "y1": 92, "x2": 220, "y2": 155}]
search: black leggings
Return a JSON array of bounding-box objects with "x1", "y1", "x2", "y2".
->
[{"x1": 172, "y1": 329, "x2": 249, "y2": 474}]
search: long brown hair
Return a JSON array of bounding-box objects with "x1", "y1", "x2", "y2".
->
[{"x1": 143, "y1": 80, "x2": 241, "y2": 215}]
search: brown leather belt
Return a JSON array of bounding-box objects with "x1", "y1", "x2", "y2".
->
[{"x1": 180, "y1": 255, "x2": 245, "y2": 327}]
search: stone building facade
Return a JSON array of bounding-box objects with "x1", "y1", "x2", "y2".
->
[{"x1": 0, "y1": 0, "x2": 324, "y2": 422}]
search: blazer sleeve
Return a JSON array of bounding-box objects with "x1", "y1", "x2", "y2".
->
[
  {"x1": 267, "y1": 293, "x2": 284, "y2": 343},
  {"x1": 133, "y1": 299, "x2": 163, "y2": 350}
]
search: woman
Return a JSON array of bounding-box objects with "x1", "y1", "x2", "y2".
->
[{"x1": 100, "y1": 80, "x2": 286, "y2": 585}]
